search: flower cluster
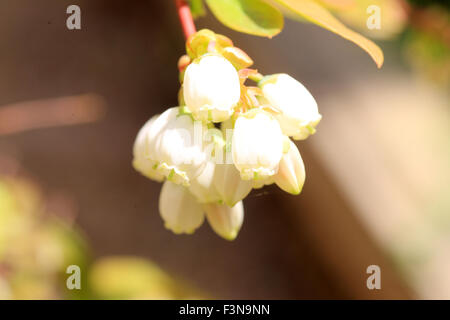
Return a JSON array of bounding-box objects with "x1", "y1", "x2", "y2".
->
[{"x1": 133, "y1": 29, "x2": 321, "y2": 240}]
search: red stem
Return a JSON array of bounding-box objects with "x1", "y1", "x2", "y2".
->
[{"x1": 175, "y1": 0, "x2": 196, "y2": 39}]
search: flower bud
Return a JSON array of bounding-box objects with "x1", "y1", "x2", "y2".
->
[
  {"x1": 215, "y1": 34, "x2": 233, "y2": 48},
  {"x1": 183, "y1": 54, "x2": 241, "y2": 122},
  {"x1": 232, "y1": 110, "x2": 284, "y2": 180},
  {"x1": 274, "y1": 140, "x2": 305, "y2": 195},
  {"x1": 259, "y1": 73, "x2": 321, "y2": 140},
  {"x1": 204, "y1": 201, "x2": 244, "y2": 241},
  {"x1": 213, "y1": 163, "x2": 253, "y2": 207},
  {"x1": 188, "y1": 161, "x2": 221, "y2": 204},
  {"x1": 186, "y1": 29, "x2": 217, "y2": 59},
  {"x1": 159, "y1": 181, "x2": 205, "y2": 234}
]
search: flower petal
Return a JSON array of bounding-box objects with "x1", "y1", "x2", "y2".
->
[
  {"x1": 132, "y1": 115, "x2": 166, "y2": 182},
  {"x1": 183, "y1": 54, "x2": 241, "y2": 122},
  {"x1": 260, "y1": 73, "x2": 321, "y2": 140},
  {"x1": 188, "y1": 161, "x2": 221, "y2": 204},
  {"x1": 154, "y1": 111, "x2": 208, "y2": 186},
  {"x1": 274, "y1": 140, "x2": 305, "y2": 195},
  {"x1": 204, "y1": 201, "x2": 244, "y2": 240},
  {"x1": 214, "y1": 163, "x2": 253, "y2": 206},
  {"x1": 232, "y1": 110, "x2": 284, "y2": 180},
  {"x1": 159, "y1": 181, "x2": 205, "y2": 234}
]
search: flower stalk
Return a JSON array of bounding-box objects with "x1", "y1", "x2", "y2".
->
[{"x1": 175, "y1": 0, "x2": 196, "y2": 39}]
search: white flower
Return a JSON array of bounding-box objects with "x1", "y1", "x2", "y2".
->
[
  {"x1": 132, "y1": 115, "x2": 165, "y2": 182},
  {"x1": 252, "y1": 176, "x2": 274, "y2": 189},
  {"x1": 274, "y1": 140, "x2": 305, "y2": 195},
  {"x1": 204, "y1": 201, "x2": 244, "y2": 240},
  {"x1": 188, "y1": 161, "x2": 221, "y2": 204},
  {"x1": 159, "y1": 181, "x2": 205, "y2": 234},
  {"x1": 213, "y1": 163, "x2": 253, "y2": 207},
  {"x1": 183, "y1": 54, "x2": 241, "y2": 122},
  {"x1": 232, "y1": 110, "x2": 284, "y2": 180},
  {"x1": 189, "y1": 160, "x2": 253, "y2": 207},
  {"x1": 259, "y1": 73, "x2": 321, "y2": 140},
  {"x1": 152, "y1": 108, "x2": 209, "y2": 186}
]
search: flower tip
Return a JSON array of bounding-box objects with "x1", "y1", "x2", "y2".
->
[
  {"x1": 164, "y1": 222, "x2": 200, "y2": 235},
  {"x1": 204, "y1": 202, "x2": 244, "y2": 241},
  {"x1": 289, "y1": 185, "x2": 303, "y2": 196},
  {"x1": 275, "y1": 180, "x2": 303, "y2": 196},
  {"x1": 222, "y1": 230, "x2": 239, "y2": 241}
]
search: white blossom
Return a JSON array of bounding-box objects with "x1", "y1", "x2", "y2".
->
[
  {"x1": 204, "y1": 201, "x2": 244, "y2": 240},
  {"x1": 260, "y1": 73, "x2": 321, "y2": 140},
  {"x1": 159, "y1": 181, "x2": 205, "y2": 234},
  {"x1": 188, "y1": 161, "x2": 221, "y2": 204},
  {"x1": 213, "y1": 163, "x2": 253, "y2": 207},
  {"x1": 152, "y1": 108, "x2": 209, "y2": 186},
  {"x1": 183, "y1": 54, "x2": 241, "y2": 122},
  {"x1": 132, "y1": 115, "x2": 165, "y2": 182},
  {"x1": 274, "y1": 140, "x2": 305, "y2": 195},
  {"x1": 133, "y1": 29, "x2": 322, "y2": 241},
  {"x1": 232, "y1": 110, "x2": 284, "y2": 180}
]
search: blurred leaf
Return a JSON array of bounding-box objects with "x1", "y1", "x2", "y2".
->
[
  {"x1": 331, "y1": 0, "x2": 407, "y2": 40},
  {"x1": 205, "y1": 0, "x2": 284, "y2": 38},
  {"x1": 0, "y1": 175, "x2": 90, "y2": 299},
  {"x1": 274, "y1": 0, "x2": 384, "y2": 68},
  {"x1": 316, "y1": 0, "x2": 355, "y2": 10},
  {"x1": 189, "y1": 0, "x2": 206, "y2": 18},
  {"x1": 89, "y1": 256, "x2": 205, "y2": 299},
  {"x1": 404, "y1": 28, "x2": 450, "y2": 86}
]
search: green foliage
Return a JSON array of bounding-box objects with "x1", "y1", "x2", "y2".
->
[
  {"x1": 189, "y1": 0, "x2": 206, "y2": 18},
  {"x1": 272, "y1": 0, "x2": 384, "y2": 67},
  {"x1": 89, "y1": 257, "x2": 206, "y2": 299},
  {"x1": 0, "y1": 176, "x2": 204, "y2": 300},
  {"x1": 194, "y1": 0, "x2": 384, "y2": 67},
  {"x1": 403, "y1": 27, "x2": 450, "y2": 85},
  {"x1": 204, "y1": 0, "x2": 284, "y2": 38},
  {"x1": 0, "y1": 177, "x2": 90, "y2": 299}
]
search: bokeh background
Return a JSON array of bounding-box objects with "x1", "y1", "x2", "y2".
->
[{"x1": 0, "y1": 0, "x2": 448, "y2": 299}]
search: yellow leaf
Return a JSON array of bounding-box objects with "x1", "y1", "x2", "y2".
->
[{"x1": 275, "y1": 0, "x2": 384, "y2": 68}]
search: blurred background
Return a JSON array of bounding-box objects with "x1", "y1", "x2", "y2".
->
[{"x1": 0, "y1": 0, "x2": 448, "y2": 299}]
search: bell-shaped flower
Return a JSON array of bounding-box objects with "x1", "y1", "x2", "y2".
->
[
  {"x1": 183, "y1": 54, "x2": 241, "y2": 122},
  {"x1": 152, "y1": 108, "x2": 209, "y2": 186},
  {"x1": 274, "y1": 140, "x2": 305, "y2": 195},
  {"x1": 232, "y1": 110, "x2": 284, "y2": 180},
  {"x1": 134, "y1": 106, "x2": 179, "y2": 160},
  {"x1": 259, "y1": 73, "x2": 321, "y2": 140},
  {"x1": 132, "y1": 115, "x2": 165, "y2": 182},
  {"x1": 191, "y1": 127, "x2": 252, "y2": 206},
  {"x1": 159, "y1": 181, "x2": 205, "y2": 234},
  {"x1": 213, "y1": 163, "x2": 253, "y2": 207},
  {"x1": 188, "y1": 161, "x2": 221, "y2": 204},
  {"x1": 204, "y1": 201, "x2": 244, "y2": 241}
]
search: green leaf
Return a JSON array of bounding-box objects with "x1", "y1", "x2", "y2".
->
[
  {"x1": 189, "y1": 0, "x2": 206, "y2": 19},
  {"x1": 273, "y1": 0, "x2": 384, "y2": 68},
  {"x1": 205, "y1": 0, "x2": 284, "y2": 38}
]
